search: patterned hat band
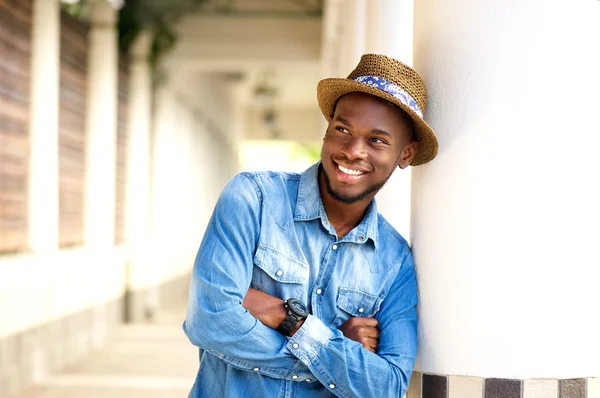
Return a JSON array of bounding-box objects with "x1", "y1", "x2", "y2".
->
[{"x1": 353, "y1": 76, "x2": 424, "y2": 118}]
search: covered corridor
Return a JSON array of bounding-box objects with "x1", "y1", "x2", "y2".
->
[{"x1": 2, "y1": 0, "x2": 600, "y2": 397}]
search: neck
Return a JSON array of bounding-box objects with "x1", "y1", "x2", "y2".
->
[{"x1": 318, "y1": 167, "x2": 373, "y2": 238}]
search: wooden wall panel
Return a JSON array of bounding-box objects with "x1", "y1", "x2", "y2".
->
[
  {"x1": 58, "y1": 11, "x2": 88, "y2": 247},
  {"x1": 0, "y1": 0, "x2": 32, "y2": 253},
  {"x1": 115, "y1": 54, "x2": 129, "y2": 245}
]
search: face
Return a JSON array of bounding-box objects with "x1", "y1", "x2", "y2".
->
[{"x1": 320, "y1": 92, "x2": 418, "y2": 205}]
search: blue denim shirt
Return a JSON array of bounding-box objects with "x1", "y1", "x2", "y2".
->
[{"x1": 183, "y1": 163, "x2": 418, "y2": 398}]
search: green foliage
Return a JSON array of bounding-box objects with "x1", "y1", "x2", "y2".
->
[
  {"x1": 120, "y1": 0, "x2": 208, "y2": 73},
  {"x1": 62, "y1": 0, "x2": 208, "y2": 74}
]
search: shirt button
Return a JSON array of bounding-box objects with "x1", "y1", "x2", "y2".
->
[
  {"x1": 305, "y1": 379, "x2": 311, "y2": 382},
  {"x1": 292, "y1": 375, "x2": 298, "y2": 380},
  {"x1": 276, "y1": 270, "x2": 283, "y2": 276},
  {"x1": 332, "y1": 244, "x2": 338, "y2": 250},
  {"x1": 292, "y1": 343, "x2": 299, "y2": 349},
  {"x1": 358, "y1": 308, "x2": 365, "y2": 313},
  {"x1": 253, "y1": 367, "x2": 260, "y2": 371},
  {"x1": 316, "y1": 288, "x2": 322, "y2": 295},
  {"x1": 329, "y1": 384, "x2": 336, "y2": 389},
  {"x1": 359, "y1": 236, "x2": 365, "y2": 241}
]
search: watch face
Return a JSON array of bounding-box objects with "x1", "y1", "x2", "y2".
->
[{"x1": 287, "y1": 299, "x2": 308, "y2": 317}]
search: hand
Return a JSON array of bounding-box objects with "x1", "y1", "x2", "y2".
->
[
  {"x1": 338, "y1": 317, "x2": 379, "y2": 353},
  {"x1": 242, "y1": 288, "x2": 286, "y2": 329}
]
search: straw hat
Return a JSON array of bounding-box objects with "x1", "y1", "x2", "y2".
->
[{"x1": 317, "y1": 54, "x2": 438, "y2": 166}]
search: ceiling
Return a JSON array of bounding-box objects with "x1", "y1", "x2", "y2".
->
[{"x1": 195, "y1": 0, "x2": 323, "y2": 17}]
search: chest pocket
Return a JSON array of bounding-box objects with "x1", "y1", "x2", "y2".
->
[
  {"x1": 331, "y1": 287, "x2": 384, "y2": 328},
  {"x1": 252, "y1": 244, "x2": 308, "y2": 299}
]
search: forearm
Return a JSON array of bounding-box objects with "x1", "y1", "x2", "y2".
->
[
  {"x1": 244, "y1": 288, "x2": 415, "y2": 397},
  {"x1": 184, "y1": 287, "x2": 309, "y2": 379},
  {"x1": 242, "y1": 288, "x2": 304, "y2": 336},
  {"x1": 287, "y1": 314, "x2": 416, "y2": 398}
]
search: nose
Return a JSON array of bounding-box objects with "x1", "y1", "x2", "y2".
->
[{"x1": 340, "y1": 136, "x2": 368, "y2": 160}]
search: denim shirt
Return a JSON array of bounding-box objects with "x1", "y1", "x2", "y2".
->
[{"x1": 183, "y1": 163, "x2": 418, "y2": 398}]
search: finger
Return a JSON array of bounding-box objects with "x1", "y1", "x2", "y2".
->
[
  {"x1": 359, "y1": 326, "x2": 380, "y2": 339},
  {"x1": 364, "y1": 336, "x2": 378, "y2": 348},
  {"x1": 358, "y1": 317, "x2": 379, "y2": 327},
  {"x1": 362, "y1": 338, "x2": 378, "y2": 353}
]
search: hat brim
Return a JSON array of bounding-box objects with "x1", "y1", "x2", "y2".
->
[{"x1": 317, "y1": 78, "x2": 438, "y2": 166}]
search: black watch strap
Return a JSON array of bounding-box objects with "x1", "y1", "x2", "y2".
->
[{"x1": 277, "y1": 300, "x2": 307, "y2": 336}]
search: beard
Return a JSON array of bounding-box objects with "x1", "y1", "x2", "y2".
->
[{"x1": 319, "y1": 162, "x2": 396, "y2": 205}]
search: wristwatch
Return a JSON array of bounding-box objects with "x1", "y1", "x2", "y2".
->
[{"x1": 277, "y1": 298, "x2": 309, "y2": 336}]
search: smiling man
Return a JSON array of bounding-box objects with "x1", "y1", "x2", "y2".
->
[{"x1": 183, "y1": 54, "x2": 438, "y2": 398}]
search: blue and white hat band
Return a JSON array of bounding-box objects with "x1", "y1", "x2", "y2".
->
[{"x1": 353, "y1": 75, "x2": 423, "y2": 118}]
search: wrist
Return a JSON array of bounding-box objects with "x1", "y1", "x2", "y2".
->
[{"x1": 277, "y1": 299, "x2": 309, "y2": 336}]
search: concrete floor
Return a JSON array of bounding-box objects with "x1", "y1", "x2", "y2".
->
[{"x1": 16, "y1": 307, "x2": 198, "y2": 398}]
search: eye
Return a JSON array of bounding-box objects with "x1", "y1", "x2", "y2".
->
[
  {"x1": 369, "y1": 137, "x2": 388, "y2": 145},
  {"x1": 335, "y1": 126, "x2": 350, "y2": 134}
]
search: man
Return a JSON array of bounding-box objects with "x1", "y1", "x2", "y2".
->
[{"x1": 183, "y1": 54, "x2": 438, "y2": 398}]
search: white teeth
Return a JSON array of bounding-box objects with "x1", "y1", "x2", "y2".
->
[{"x1": 338, "y1": 164, "x2": 365, "y2": 176}]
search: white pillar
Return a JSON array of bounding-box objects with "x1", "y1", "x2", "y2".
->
[
  {"x1": 364, "y1": 0, "x2": 415, "y2": 241},
  {"x1": 336, "y1": 0, "x2": 366, "y2": 76},
  {"x1": 150, "y1": 84, "x2": 177, "y2": 248},
  {"x1": 320, "y1": 0, "x2": 342, "y2": 79},
  {"x1": 84, "y1": 0, "x2": 119, "y2": 247},
  {"x1": 366, "y1": 0, "x2": 414, "y2": 66},
  {"x1": 124, "y1": 32, "x2": 152, "y2": 249},
  {"x1": 412, "y1": 0, "x2": 600, "y2": 386},
  {"x1": 28, "y1": 0, "x2": 60, "y2": 252}
]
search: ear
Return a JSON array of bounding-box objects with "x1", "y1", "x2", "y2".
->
[{"x1": 397, "y1": 141, "x2": 419, "y2": 169}]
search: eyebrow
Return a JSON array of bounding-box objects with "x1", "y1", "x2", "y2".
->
[
  {"x1": 334, "y1": 116, "x2": 392, "y2": 138},
  {"x1": 334, "y1": 116, "x2": 352, "y2": 127},
  {"x1": 371, "y1": 128, "x2": 392, "y2": 138}
]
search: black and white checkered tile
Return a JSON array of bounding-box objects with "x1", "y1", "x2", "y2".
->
[{"x1": 407, "y1": 372, "x2": 600, "y2": 398}]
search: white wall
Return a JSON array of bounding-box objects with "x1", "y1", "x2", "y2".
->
[
  {"x1": 0, "y1": 247, "x2": 127, "y2": 338},
  {"x1": 412, "y1": 0, "x2": 600, "y2": 379},
  {"x1": 148, "y1": 72, "x2": 239, "y2": 288}
]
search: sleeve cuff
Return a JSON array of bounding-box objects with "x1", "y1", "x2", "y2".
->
[{"x1": 286, "y1": 314, "x2": 332, "y2": 364}]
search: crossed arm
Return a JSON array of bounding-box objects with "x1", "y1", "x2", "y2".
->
[
  {"x1": 183, "y1": 174, "x2": 418, "y2": 397},
  {"x1": 243, "y1": 287, "x2": 380, "y2": 353}
]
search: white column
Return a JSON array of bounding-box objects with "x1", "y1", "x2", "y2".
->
[
  {"x1": 320, "y1": 0, "x2": 342, "y2": 79},
  {"x1": 150, "y1": 84, "x2": 177, "y2": 248},
  {"x1": 413, "y1": 0, "x2": 600, "y2": 379},
  {"x1": 124, "y1": 32, "x2": 152, "y2": 249},
  {"x1": 364, "y1": 0, "x2": 415, "y2": 241},
  {"x1": 84, "y1": 0, "x2": 119, "y2": 247},
  {"x1": 28, "y1": 0, "x2": 60, "y2": 252},
  {"x1": 366, "y1": 0, "x2": 414, "y2": 65},
  {"x1": 336, "y1": 0, "x2": 366, "y2": 76}
]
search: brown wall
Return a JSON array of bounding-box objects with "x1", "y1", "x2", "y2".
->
[
  {"x1": 0, "y1": 0, "x2": 32, "y2": 253},
  {"x1": 58, "y1": 10, "x2": 88, "y2": 248},
  {"x1": 0, "y1": 4, "x2": 130, "y2": 253}
]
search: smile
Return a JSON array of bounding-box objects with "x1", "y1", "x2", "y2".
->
[{"x1": 337, "y1": 164, "x2": 367, "y2": 176}]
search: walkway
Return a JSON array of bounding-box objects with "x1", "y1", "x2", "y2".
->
[{"x1": 17, "y1": 307, "x2": 198, "y2": 398}]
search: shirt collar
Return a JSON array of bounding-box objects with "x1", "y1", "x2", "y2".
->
[{"x1": 294, "y1": 162, "x2": 379, "y2": 249}]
